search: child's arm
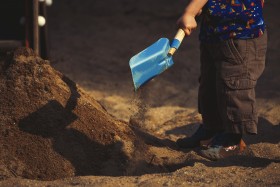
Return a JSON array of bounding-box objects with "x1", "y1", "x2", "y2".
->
[{"x1": 177, "y1": 0, "x2": 208, "y2": 36}]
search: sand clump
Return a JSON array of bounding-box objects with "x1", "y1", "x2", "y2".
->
[{"x1": 0, "y1": 48, "x2": 160, "y2": 181}]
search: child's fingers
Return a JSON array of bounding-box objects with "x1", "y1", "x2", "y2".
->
[
  {"x1": 177, "y1": 21, "x2": 190, "y2": 35},
  {"x1": 176, "y1": 15, "x2": 197, "y2": 36},
  {"x1": 177, "y1": 24, "x2": 193, "y2": 36},
  {"x1": 183, "y1": 28, "x2": 192, "y2": 36}
]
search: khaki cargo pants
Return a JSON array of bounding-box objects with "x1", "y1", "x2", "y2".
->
[{"x1": 198, "y1": 32, "x2": 267, "y2": 134}]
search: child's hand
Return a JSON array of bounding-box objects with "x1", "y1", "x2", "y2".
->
[
  {"x1": 176, "y1": 0, "x2": 207, "y2": 35},
  {"x1": 177, "y1": 13, "x2": 197, "y2": 36}
]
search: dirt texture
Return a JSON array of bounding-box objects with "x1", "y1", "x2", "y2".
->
[
  {"x1": 0, "y1": 0, "x2": 280, "y2": 186},
  {"x1": 0, "y1": 48, "x2": 167, "y2": 181}
]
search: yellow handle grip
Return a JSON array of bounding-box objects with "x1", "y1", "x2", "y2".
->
[
  {"x1": 168, "y1": 28, "x2": 186, "y2": 56},
  {"x1": 174, "y1": 28, "x2": 186, "y2": 43}
]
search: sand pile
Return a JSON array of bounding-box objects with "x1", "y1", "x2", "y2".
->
[{"x1": 0, "y1": 48, "x2": 158, "y2": 181}]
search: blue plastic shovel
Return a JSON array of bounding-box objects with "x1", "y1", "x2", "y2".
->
[{"x1": 129, "y1": 29, "x2": 185, "y2": 90}]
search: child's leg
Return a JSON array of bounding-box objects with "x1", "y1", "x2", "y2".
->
[
  {"x1": 200, "y1": 33, "x2": 267, "y2": 159},
  {"x1": 176, "y1": 44, "x2": 225, "y2": 149},
  {"x1": 198, "y1": 43, "x2": 224, "y2": 131},
  {"x1": 214, "y1": 32, "x2": 267, "y2": 134}
]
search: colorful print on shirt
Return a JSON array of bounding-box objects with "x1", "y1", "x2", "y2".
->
[{"x1": 199, "y1": 0, "x2": 265, "y2": 42}]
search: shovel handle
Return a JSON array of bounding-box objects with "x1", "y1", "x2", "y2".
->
[{"x1": 168, "y1": 28, "x2": 186, "y2": 56}]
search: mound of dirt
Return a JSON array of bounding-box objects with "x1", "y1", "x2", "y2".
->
[{"x1": 0, "y1": 48, "x2": 158, "y2": 181}]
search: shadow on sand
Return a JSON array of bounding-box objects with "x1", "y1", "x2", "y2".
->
[
  {"x1": 165, "y1": 117, "x2": 280, "y2": 168},
  {"x1": 18, "y1": 76, "x2": 129, "y2": 177}
]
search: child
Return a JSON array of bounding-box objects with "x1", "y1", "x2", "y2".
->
[{"x1": 176, "y1": 0, "x2": 267, "y2": 160}]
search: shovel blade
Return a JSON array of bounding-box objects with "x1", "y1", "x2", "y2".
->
[{"x1": 129, "y1": 38, "x2": 174, "y2": 90}]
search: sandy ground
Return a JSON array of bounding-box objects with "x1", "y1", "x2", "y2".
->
[{"x1": 1, "y1": 0, "x2": 280, "y2": 186}]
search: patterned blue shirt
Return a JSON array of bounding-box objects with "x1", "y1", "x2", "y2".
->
[{"x1": 199, "y1": 0, "x2": 265, "y2": 42}]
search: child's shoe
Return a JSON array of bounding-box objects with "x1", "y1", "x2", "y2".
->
[
  {"x1": 176, "y1": 124, "x2": 222, "y2": 148},
  {"x1": 200, "y1": 133, "x2": 246, "y2": 160}
]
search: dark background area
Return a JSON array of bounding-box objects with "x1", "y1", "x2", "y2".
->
[{"x1": 47, "y1": 0, "x2": 279, "y2": 114}]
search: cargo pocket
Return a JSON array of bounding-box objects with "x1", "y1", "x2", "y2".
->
[
  {"x1": 227, "y1": 39, "x2": 246, "y2": 65},
  {"x1": 224, "y1": 78, "x2": 257, "y2": 123},
  {"x1": 224, "y1": 78, "x2": 256, "y2": 90},
  {"x1": 219, "y1": 39, "x2": 248, "y2": 79},
  {"x1": 222, "y1": 39, "x2": 247, "y2": 65}
]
